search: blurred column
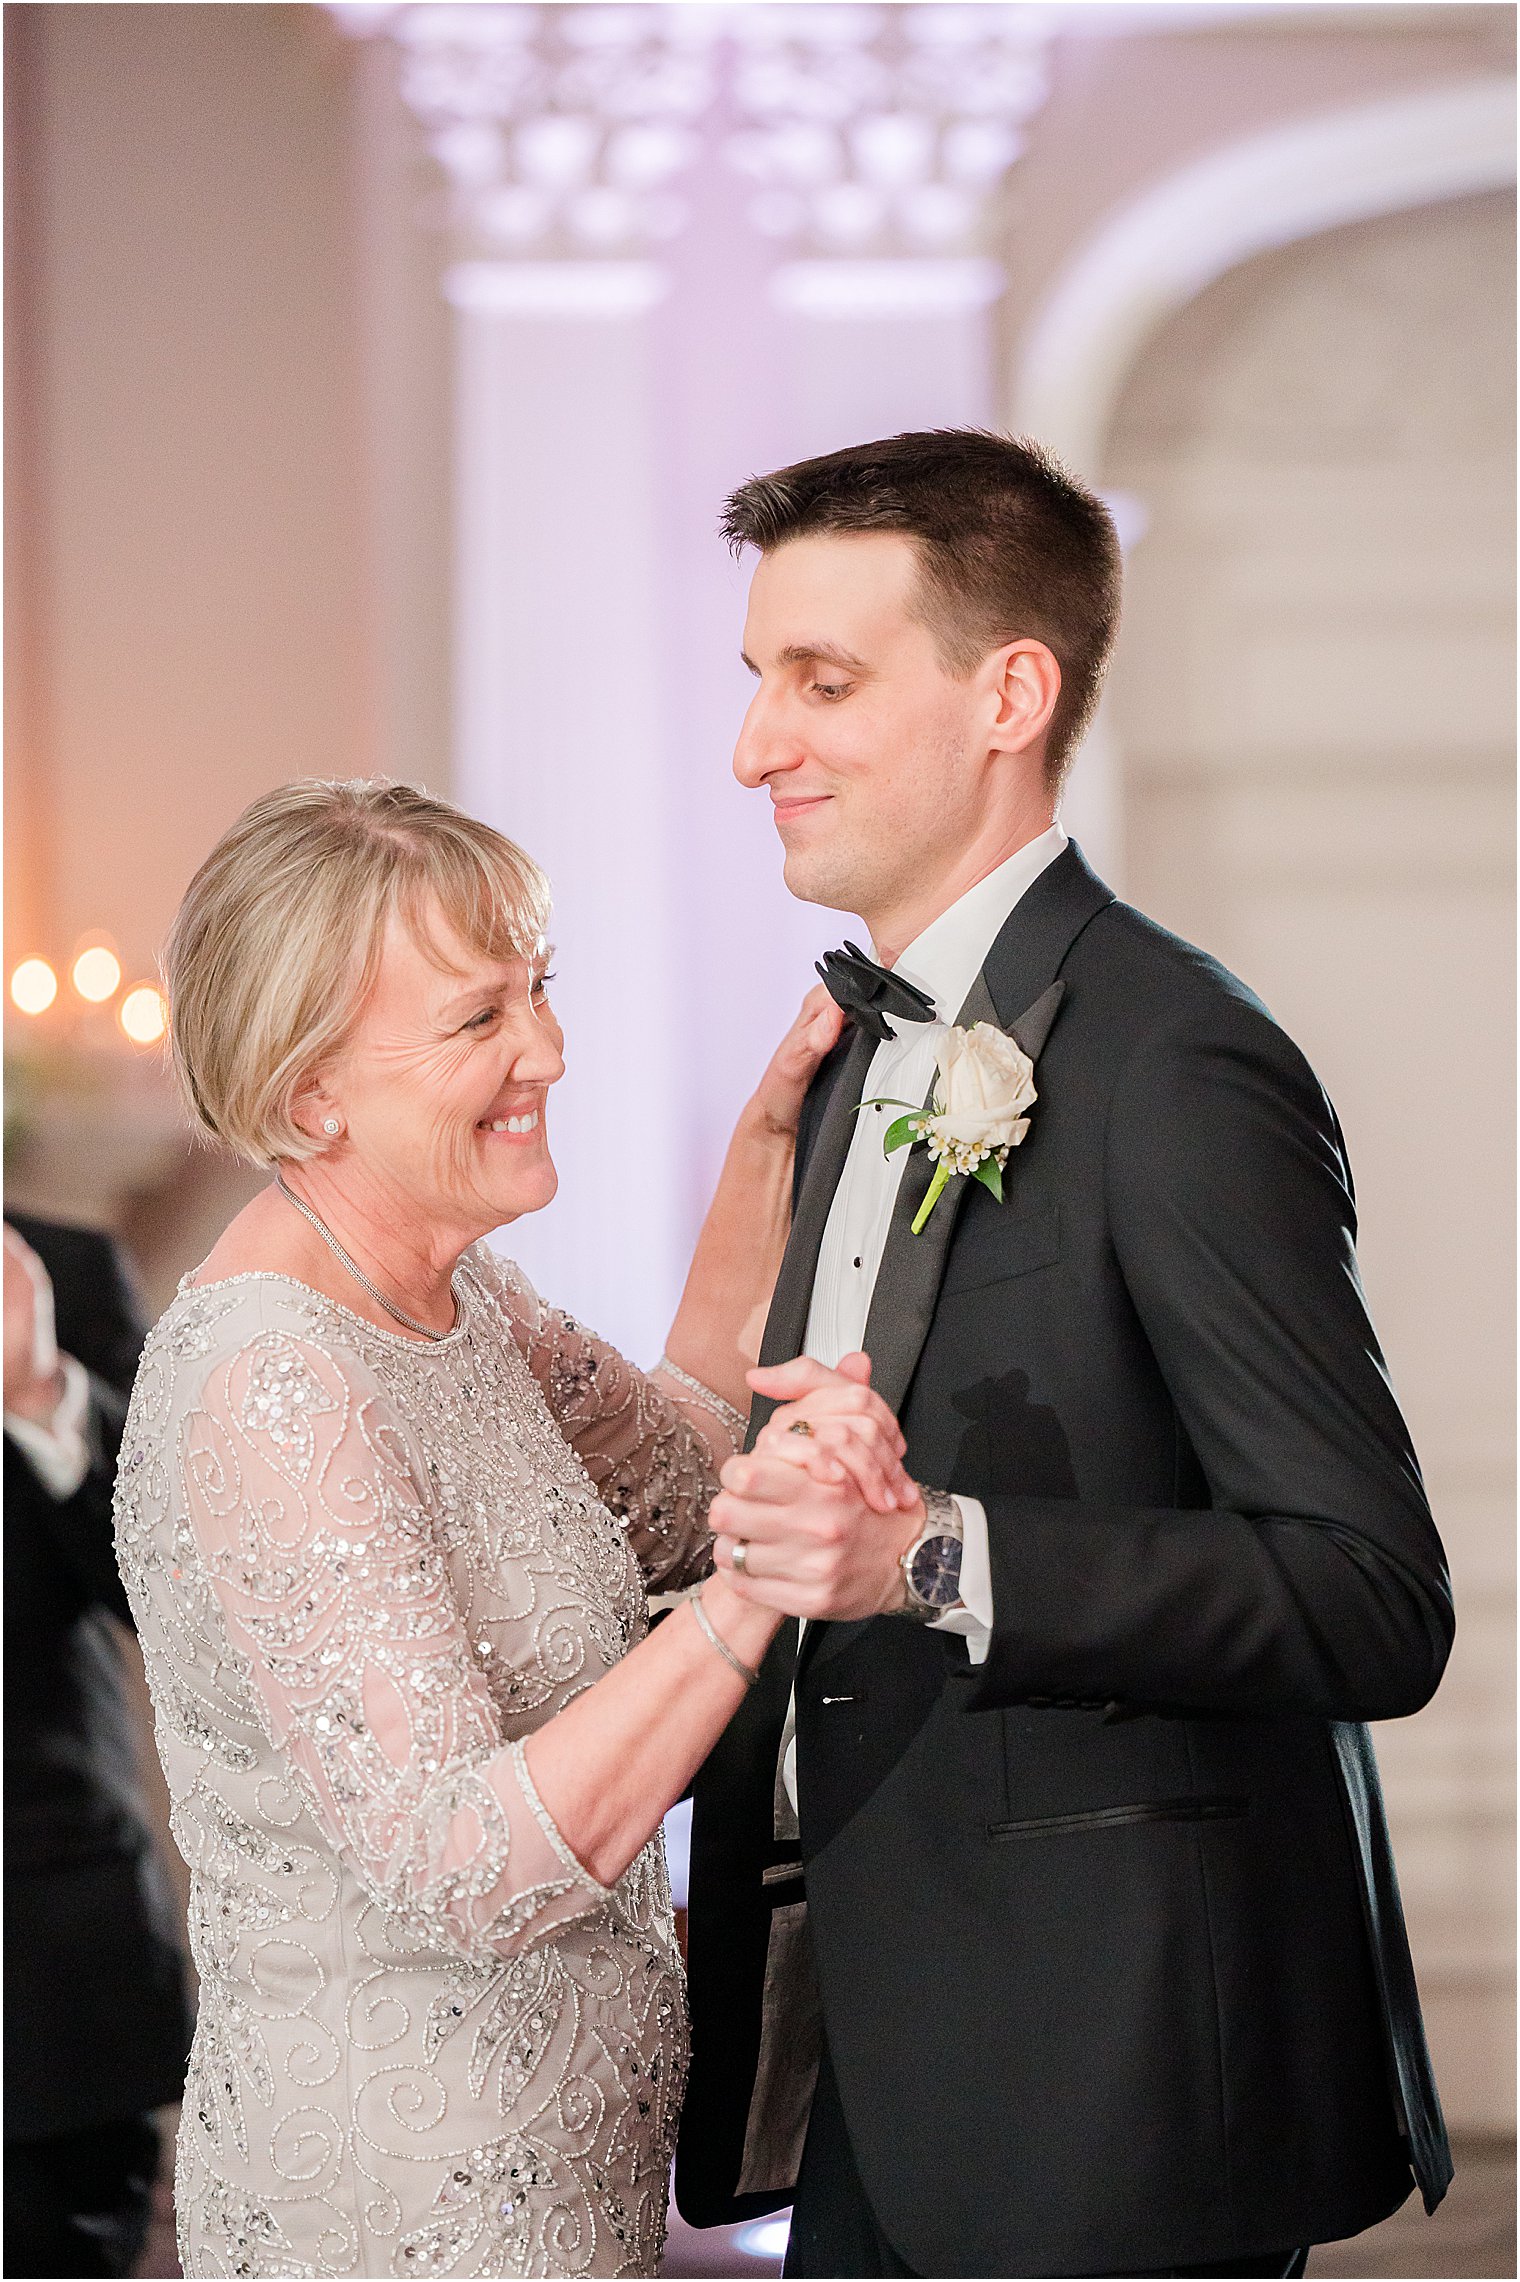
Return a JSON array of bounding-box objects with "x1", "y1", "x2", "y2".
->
[
  {"x1": 340, "y1": 3, "x2": 726, "y2": 1355},
  {"x1": 448, "y1": 260, "x2": 683, "y2": 1358}
]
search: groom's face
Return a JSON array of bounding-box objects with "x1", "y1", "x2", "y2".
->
[{"x1": 734, "y1": 530, "x2": 987, "y2": 925}]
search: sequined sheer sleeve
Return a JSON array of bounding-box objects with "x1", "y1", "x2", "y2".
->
[
  {"x1": 178, "y1": 1326, "x2": 609, "y2": 1963},
  {"x1": 482, "y1": 1252, "x2": 742, "y2": 1593}
]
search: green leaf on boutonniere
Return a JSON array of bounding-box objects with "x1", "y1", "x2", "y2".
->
[
  {"x1": 882, "y1": 1114, "x2": 919, "y2": 1155},
  {"x1": 971, "y1": 1155, "x2": 1004, "y2": 1203}
]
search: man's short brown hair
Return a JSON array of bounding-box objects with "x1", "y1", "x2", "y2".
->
[{"x1": 721, "y1": 429, "x2": 1121, "y2": 787}]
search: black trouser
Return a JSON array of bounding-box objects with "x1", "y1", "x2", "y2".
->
[
  {"x1": 783, "y1": 2043, "x2": 1310, "y2": 2280},
  {"x1": 3, "y1": 2115, "x2": 161, "y2": 2280}
]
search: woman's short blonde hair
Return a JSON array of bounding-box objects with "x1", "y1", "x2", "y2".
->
[{"x1": 164, "y1": 779, "x2": 551, "y2": 1166}]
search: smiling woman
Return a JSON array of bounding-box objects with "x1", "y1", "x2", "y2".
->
[
  {"x1": 111, "y1": 776, "x2": 917, "y2": 2278},
  {"x1": 165, "y1": 778, "x2": 553, "y2": 1171}
]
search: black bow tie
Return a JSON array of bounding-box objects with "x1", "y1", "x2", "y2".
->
[{"x1": 816, "y1": 942, "x2": 937, "y2": 1044}]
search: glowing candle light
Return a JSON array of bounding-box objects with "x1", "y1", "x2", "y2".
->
[
  {"x1": 119, "y1": 984, "x2": 168, "y2": 1045},
  {"x1": 72, "y1": 944, "x2": 123, "y2": 1003},
  {"x1": 10, "y1": 957, "x2": 59, "y2": 1015}
]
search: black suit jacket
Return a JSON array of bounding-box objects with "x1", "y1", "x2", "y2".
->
[
  {"x1": 4, "y1": 1214, "x2": 193, "y2": 2141},
  {"x1": 678, "y1": 845, "x2": 1453, "y2": 2276}
]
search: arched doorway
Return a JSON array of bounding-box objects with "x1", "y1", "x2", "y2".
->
[{"x1": 1104, "y1": 186, "x2": 1516, "y2": 2134}]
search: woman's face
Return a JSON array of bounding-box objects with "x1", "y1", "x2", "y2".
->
[{"x1": 314, "y1": 897, "x2": 565, "y2": 1237}]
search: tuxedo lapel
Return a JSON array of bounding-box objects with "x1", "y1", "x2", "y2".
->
[
  {"x1": 747, "y1": 1025, "x2": 877, "y2": 1450},
  {"x1": 856, "y1": 841, "x2": 1113, "y2": 1422},
  {"x1": 979, "y1": 838, "x2": 1114, "y2": 1037},
  {"x1": 857, "y1": 968, "x2": 1000, "y2": 1419}
]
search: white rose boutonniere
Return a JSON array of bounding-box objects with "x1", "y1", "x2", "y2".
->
[{"x1": 867, "y1": 1021, "x2": 1039, "y2": 1235}]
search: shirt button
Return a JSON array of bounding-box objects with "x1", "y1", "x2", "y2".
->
[{"x1": 853, "y1": 1257, "x2": 863, "y2": 1269}]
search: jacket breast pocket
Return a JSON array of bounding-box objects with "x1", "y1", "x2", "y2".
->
[{"x1": 941, "y1": 1204, "x2": 1060, "y2": 1298}]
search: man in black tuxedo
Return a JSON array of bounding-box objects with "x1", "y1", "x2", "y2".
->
[
  {"x1": 675, "y1": 433, "x2": 1452, "y2": 2278},
  {"x1": 4, "y1": 1216, "x2": 193, "y2": 2277}
]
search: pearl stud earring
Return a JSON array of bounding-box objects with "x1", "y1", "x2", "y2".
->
[{"x1": 323, "y1": 1118, "x2": 341, "y2": 1137}]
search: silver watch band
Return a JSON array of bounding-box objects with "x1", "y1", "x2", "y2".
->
[{"x1": 899, "y1": 1486, "x2": 964, "y2": 1619}]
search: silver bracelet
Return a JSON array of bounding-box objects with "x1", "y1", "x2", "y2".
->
[
  {"x1": 691, "y1": 1588, "x2": 762, "y2": 1688},
  {"x1": 654, "y1": 1355, "x2": 747, "y2": 1441}
]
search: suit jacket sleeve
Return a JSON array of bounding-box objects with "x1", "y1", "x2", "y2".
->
[
  {"x1": 19, "y1": 1213, "x2": 148, "y2": 1395},
  {"x1": 9, "y1": 1219, "x2": 147, "y2": 1627},
  {"x1": 967, "y1": 1001, "x2": 1453, "y2": 1723},
  {"x1": 25, "y1": 1375, "x2": 138, "y2": 1625}
]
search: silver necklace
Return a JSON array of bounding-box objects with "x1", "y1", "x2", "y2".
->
[{"x1": 275, "y1": 1173, "x2": 457, "y2": 1343}]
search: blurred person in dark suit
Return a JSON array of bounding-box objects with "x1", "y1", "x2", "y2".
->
[{"x1": 4, "y1": 1215, "x2": 193, "y2": 2279}]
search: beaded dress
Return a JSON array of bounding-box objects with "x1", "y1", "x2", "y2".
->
[{"x1": 112, "y1": 1244, "x2": 740, "y2": 2280}]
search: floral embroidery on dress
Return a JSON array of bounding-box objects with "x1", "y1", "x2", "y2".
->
[
  {"x1": 234, "y1": 1344, "x2": 338, "y2": 1477},
  {"x1": 114, "y1": 1246, "x2": 739, "y2": 2279}
]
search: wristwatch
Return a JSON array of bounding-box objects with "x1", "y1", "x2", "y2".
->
[{"x1": 898, "y1": 1486, "x2": 965, "y2": 1620}]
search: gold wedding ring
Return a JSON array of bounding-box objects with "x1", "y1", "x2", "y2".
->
[
  {"x1": 731, "y1": 1540, "x2": 750, "y2": 1575},
  {"x1": 788, "y1": 1419, "x2": 815, "y2": 1437}
]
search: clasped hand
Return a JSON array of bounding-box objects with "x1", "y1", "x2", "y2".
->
[{"x1": 710, "y1": 1353, "x2": 925, "y2": 1622}]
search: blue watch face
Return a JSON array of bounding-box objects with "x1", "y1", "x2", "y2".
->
[{"x1": 908, "y1": 1532, "x2": 963, "y2": 1609}]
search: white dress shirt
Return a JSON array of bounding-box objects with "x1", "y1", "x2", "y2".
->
[{"x1": 780, "y1": 823, "x2": 1068, "y2": 1812}]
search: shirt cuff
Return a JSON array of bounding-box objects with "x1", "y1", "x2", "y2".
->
[
  {"x1": 4, "y1": 1353, "x2": 92, "y2": 1501},
  {"x1": 928, "y1": 1493, "x2": 993, "y2": 1666}
]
